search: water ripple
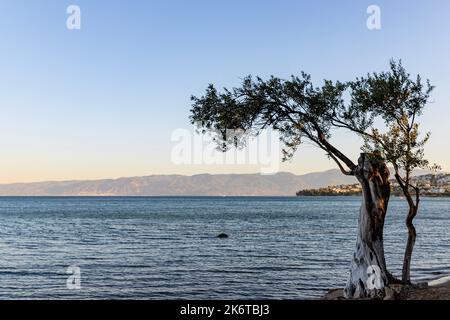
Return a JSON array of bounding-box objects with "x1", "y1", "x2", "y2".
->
[{"x1": 0, "y1": 196, "x2": 448, "y2": 299}]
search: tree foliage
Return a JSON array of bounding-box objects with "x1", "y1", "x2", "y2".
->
[
  {"x1": 350, "y1": 60, "x2": 435, "y2": 177},
  {"x1": 190, "y1": 60, "x2": 437, "y2": 287},
  {"x1": 190, "y1": 61, "x2": 435, "y2": 181},
  {"x1": 190, "y1": 73, "x2": 359, "y2": 174}
]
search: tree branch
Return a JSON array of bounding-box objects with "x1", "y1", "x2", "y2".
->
[{"x1": 312, "y1": 122, "x2": 357, "y2": 171}]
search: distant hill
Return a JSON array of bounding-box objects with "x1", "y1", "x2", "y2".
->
[
  {"x1": 0, "y1": 170, "x2": 357, "y2": 196},
  {"x1": 0, "y1": 169, "x2": 441, "y2": 196}
]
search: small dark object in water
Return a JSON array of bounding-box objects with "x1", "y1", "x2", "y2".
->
[{"x1": 217, "y1": 233, "x2": 229, "y2": 239}]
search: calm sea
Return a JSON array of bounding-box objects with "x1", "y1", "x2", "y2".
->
[{"x1": 0, "y1": 196, "x2": 448, "y2": 299}]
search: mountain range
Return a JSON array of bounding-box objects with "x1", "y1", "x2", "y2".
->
[{"x1": 0, "y1": 169, "x2": 438, "y2": 196}]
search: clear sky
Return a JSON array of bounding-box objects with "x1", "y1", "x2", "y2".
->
[{"x1": 0, "y1": 0, "x2": 449, "y2": 183}]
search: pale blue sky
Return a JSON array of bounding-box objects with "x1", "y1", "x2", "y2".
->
[{"x1": 0, "y1": 0, "x2": 449, "y2": 183}]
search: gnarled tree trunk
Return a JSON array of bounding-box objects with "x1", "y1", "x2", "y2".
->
[{"x1": 344, "y1": 153, "x2": 391, "y2": 299}]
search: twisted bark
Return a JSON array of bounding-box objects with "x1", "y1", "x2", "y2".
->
[{"x1": 344, "y1": 153, "x2": 391, "y2": 299}]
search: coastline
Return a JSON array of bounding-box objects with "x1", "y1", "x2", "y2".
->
[
  {"x1": 296, "y1": 193, "x2": 450, "y2": 198},
  {"x1": 323, "y1": 275, "x2": 450, "y2": 300}
]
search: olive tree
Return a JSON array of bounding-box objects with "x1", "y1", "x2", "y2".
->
[{"x1": 190, "y1": 72, "x2": 394, "y2": 298}]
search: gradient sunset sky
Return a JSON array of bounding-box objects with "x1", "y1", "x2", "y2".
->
[{"x1": 0, "y1": 0, "x2": 449, "y2": 183}]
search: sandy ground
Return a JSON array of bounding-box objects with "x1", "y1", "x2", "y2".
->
[
  {"x1": 323, "y1": 276, "x2": 450, "y2": 300},
  {"x1": 403, "y1": 277, "x2": 450, "y2": 300}
]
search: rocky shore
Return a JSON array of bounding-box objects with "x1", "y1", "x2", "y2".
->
[{"x1": 323, "y1": 276, "x2": 450, "y2": 300}]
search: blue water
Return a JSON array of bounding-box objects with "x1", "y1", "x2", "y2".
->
[{"x1": 0, "y1": 196, "x2": 449, "y2": 299}]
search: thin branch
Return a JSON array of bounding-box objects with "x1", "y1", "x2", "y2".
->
[{"x1": 327, "y1": 152, "x2": 354, "y2": 176}]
